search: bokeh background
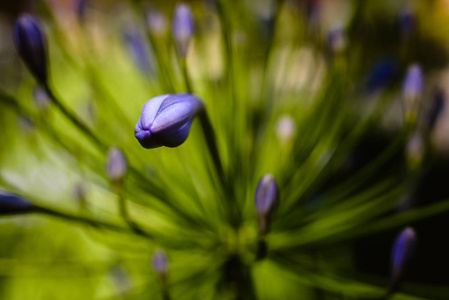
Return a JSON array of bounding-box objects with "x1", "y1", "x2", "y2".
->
[{"x1": 1, "y1": 0, "x2": 449, "y2": 299}]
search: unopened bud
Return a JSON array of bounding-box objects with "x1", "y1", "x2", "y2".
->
[
  {"x1": 134, "y1": 94, "x2": 204, "y2": 149},
  {"x1": 254, "y1": 174, "x2": 279, "y2": 235},
  {"x1": 107, "y1": 147, "x2": 127, "y2": 183},
  {"x1": 172, "y1": 3, "x2": 194, "y2": 57},
  {"x1": 13, "y1": 14, "x2": 48, "y2": 85},
  {"x1": 403, "y1": 64, "x2": 423, "y2": 100},
  {"x1": 0, "y1": 192, "x2": 34, "y2": 214},
  {"x1": 147, "y1": 10, "x2": 168, "y2": 37},
  {"x1": 152, "y1": 250, "x2": 169, "y2": 277},
  {"x1": 389, "y1": 227, "x2": 417, "y2": 292}
]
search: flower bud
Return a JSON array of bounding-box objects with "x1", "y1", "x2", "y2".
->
[
  {"x1": 327, "y1": 26, "x2": 346, "y2": 53},
  {"x1": 134, "y1": 94, "x2": 204, "y2": 149},
  {"x1": 32, "y1": 86, "x2": 50, "y2": 111},
  {"x1": 13, "y1": 14, "x2": 48, "y2": 85},
  {"x1": 0, "y1": 192, "x2": 34, "y2": 214},
  {"x1": 425, "y1": 90, "x2": 445, "y2": 131},
  {"x1": 254, "y1": 174, "x2": 279, "y2": 235},
  {"x1": 389, "y1": 227, "x2": 417, "y2": 292},
  {"x1": 147, "y1": 10, "x2": 168, "y2": 37},
  {"x1": 122, "y1": 25, "x2": 153, "y2": 75},
  {"x1": 107, "y1": 147, "x2": 128, "y2": 183},
  {"x1": 406, "y1": 133, "x2": 424, "y2": 171},
  {"x1": 172, "y1": 3, "x2": 194, "y2": 57},
  {"x1": 152, "y1": 250, "x2": 169, "y2": 277},
  {"x1": 75, "y1": 0, "x2": 89, "y2": 23},
  {"x1": 276, "y1": 115, "x2": 296, "y2": 144},
  {"x1": 403, "y1": 64, "x2": 423, "y2": 100},
  {"x1": 363, "y1": 59, "x2": 397, "y2": 95}
]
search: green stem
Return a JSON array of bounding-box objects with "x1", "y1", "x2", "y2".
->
[
  {"x1": 181, "y1": 57, "x2": 193, "y2": 93},
  {"x1": 114, "y1": 182, "x2": 144, "y2": 235},
  {"x1": 198, "y1": 110, "x2": 239, "y2": 227}
]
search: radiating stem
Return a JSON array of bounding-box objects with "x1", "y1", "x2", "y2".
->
[
  {"x1": 114, "y1": 182, "x2": 143, "y2": 235},
  {"x1": 198, "y1": 110, "x2": 239, "y2": 227},
  {"x1": 181, "y1": 57, "x2": 193, "y2": 93},
  {"x1": 43, "y1": 84, "x2": 108, "y2": 152}
]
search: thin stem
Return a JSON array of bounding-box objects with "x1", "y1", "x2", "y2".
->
[
  {"x1": 181, "y1": 57, "x2": 193, "y2": 93},
  {"x1": 198, "y1": 110, "x2": 239, "y2": 227},
  {"x1": 44, "y1": 84, "x2": 108, "y2": 152},
  {"x1": 114, "y1": 182, "x2": 144, "y2": 235}
]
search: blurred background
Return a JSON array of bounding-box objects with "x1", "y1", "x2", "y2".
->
[{"x1": 1, "y1": 0, "x2": 449, "y2": 299}]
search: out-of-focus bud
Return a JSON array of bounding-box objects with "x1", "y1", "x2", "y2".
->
[
  {"x1": 152, "y1": 250, "x2": 169, "y2": 277},
  {"x1": 406, "y1": 133, "x2": 424, "y2": 171},
  {"x1": 74, "y1": 0, "x2": 89, "y2": 23},
  {"x1": 327, "y1": 26, "x2": 346, "y2": 54},
  {"x1": 362, "y1": 59, "x2": 397, "y2": 95},
  {"x1": 32, "y1": 86, "x2": 50, "y2": 111},
  {"x1": 13, "y1": 14, "x2": 48, "y2": 85},
  {"x1": 172, "y1": 3, "x2": 194, "y2": 57},
  {"x1": 425, "y1": 90, "x2": 445, "y2": 131},
  {"x1": 147, "y1": 10, "x2": 168, "y2": 37},
  {"x1": 275, "y1": 115, "x2": 296, "y2": 144},
  {"x1": 389, "y1": 227, "x2": 417, "y2": 292},
  {"x1": 403, "y1": 64, "x2": 423, "y2": 100},
  {"x1": 122, "y1": 26, "x2": 153, "y2": 75},
  {"x1": 398, "y1": 7, "x2": 415, "y2": 38},
  {"x1": 107, "y1": 147, "x2": 128, "y2": 183},
  {"x1": 0, "y1": 192, "x2": 35, "y2": 214},
  {"x1": 254, "y1": 174, "x2": 279, "y2": 235},
  {"x1": 134, "y1": 94, "x2": 204, "y2": 149}
]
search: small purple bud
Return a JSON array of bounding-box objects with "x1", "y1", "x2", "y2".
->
[
  {"x1": 172, "y1": 3, "x2": 194, "y2": 57},
  {"x1": 32, "y1": 86, "x2": 50, "y2": 111},
  {"x1": 147, "y1": 10, "x2": 168, "y2": 37},
  {"x1": 390, "y1": 227, "x2": 417, "y2": 291},
  {"x1": 122, "y1": 25, "x2": 153, "y2": 74},
  {"x1": 398, "y1": 7, "x2": 415, "y2": 38},
  {"x1": 13, "y1": 14, "x2": 48, "y2": 85},
  {"x1": 134, "y1": 94, "x2": 204, "y2": 149},
  {"x1": 107, "y1": 147, "x2": 128, "y2": 183},
  {"x1": 74, "y1": 0, "x2": 89, "y2": 23},
  {"x1": 403, "y1": 64, "x2": 423, "y2": 99},
  {"x1": 255, "y1": 174, "x2": 279, "y2": 235},
  {"x1": 276, "y1": 115, "x2": 296, "y2": 144},
  {"x1": 327, "y1": 26, "x2": 346, "y2": 53},
  {"x1": 0, "y1": 192, "x2": 34, "y2": 214},
  {"x1": 363, "y1": 59, "x2": 397, "y2": 95},
  {"x1": 152, "y1": 250, "x2": 169, "y2": 276}
]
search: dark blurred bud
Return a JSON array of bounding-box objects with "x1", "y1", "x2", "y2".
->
[
  {"x1": 255, "y1": 174, "x2": 279, "y2": 235},
  {"x1": 425, "y1": 90, "x2": 445, "y2": 131},
  {"x1": 107, "y1": 147, "x2": 128, "y2": 183},
  {"x1": 32, "y1": 86, "x2": 50, "y2": 111},
  {"x1": 74, "y1": 0, "x2": 89, "y2": 23},
  {"x1": 389, "y1": 227, "x2": 417, "y2": 292},
  {"x1": 406, "y1": 133, "x2": 424, "y2": 171},
  {"x1": 0, "y1": 192, "x2": 34, "y2": 214},
  {"x1": 362, "y1": 59, "x2": 397, "y2": 95},
  {"x1": 398, "y1": 7, "x2": 415, "y2": 38},
  {"x1": 172, "y1": 3, "x2": 194, "y2": 57},
  {"x1": 152, "y1": 250, "x2": 169, "y2": 277},
  {"x1": 276, "y1": 115, "x2": 296, "y2": 144},
  {"x1": 147, "y1": 10, "x2": 168, "y2": 37},
  {"x1": 403, "y1": 64, "x2": 423, "y2": 100},
  {"x1": 134, "y1": 94, "x2": 204, "y2": 149},
  {"x1": 13, "y1": 14, "x2": 48, "y2": 85},
  {"x1": 122, "y1": 26, "x2": 153, "y2": 75},
  {"x1": 327, "y1": 26, "x2": 346, "y2": 54}
]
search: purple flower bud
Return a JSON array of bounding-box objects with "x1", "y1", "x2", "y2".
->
[
  {"x1": 363, "y1": 59, "x2": 397, "y2": 95},
  {"x1": 255, "y1": 174, "x2": 279, "y2": 235},
  {"x1": 32, "y1": 86, "x2": 50, "y2": 111},
  {"x1": 122, "y1": 25, "x2": 154, "y2": 75},
  {"x1": 147, "y1": 10, "x2": 168, "y2": 37},
  {"x1": 172, "y1": 3, "x2": 194, "y2": 57},
  {"x1": 152, "y1": 250, "x2": 169, "y2": 276},
  {"x1": 390, "y1": 227, "x2": 417, "y2": 291},
  {"x1": 107, "y1": 147, "x2": 128, "y2": 182},
  {"x1": 398, "y1": 7, "x2": 415, "y2": 38},
  {"x1": 403, "y1": 64, "x2": 423, "y2": 99},
  {"x1": 75, "y1": 0, "x2": 89, "y2": 23},
  {"x1": 134, "y1": 94, "x2": 204, "y2": 149},
  {"x1": 327, "y1": 26, "x2": 346, "y2": 53},
  {"x1": 0, "y1": 192, "x2": 34, "y2": 214},
  {"x1": 13, "y1": 14, "x2": 48, "y2": 85}
]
